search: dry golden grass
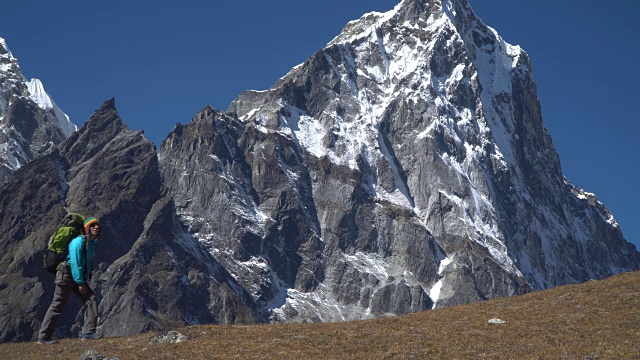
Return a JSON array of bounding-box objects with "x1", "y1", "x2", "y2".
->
[{"x1": 2, "y1": 271, "x2": 639, "y2": 359}]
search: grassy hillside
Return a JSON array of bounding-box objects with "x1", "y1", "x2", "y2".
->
[{"x1": 2, "y1": 271, "x2": 638, "y2": 359}]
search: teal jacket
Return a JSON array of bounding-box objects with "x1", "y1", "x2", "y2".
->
[{"x1": 67, "y1": 235, "x2": 97, "y2": 285}]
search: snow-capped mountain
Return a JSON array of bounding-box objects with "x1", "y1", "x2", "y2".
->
[
  {"x1": 0, "y1": 0, "x2": 638, "y2": 342},
  {"x1": 162, "y1": 0, "x2": 639, "y2": 320},
  {"x1": 0, "y1": 36, "x2": 76, "y2": 184}
]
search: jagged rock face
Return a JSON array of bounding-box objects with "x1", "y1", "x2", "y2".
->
[
  {"x1": 0, "y1": 153, "x2": 69, "y2": 342},
  {"x1": 0, "y1": 37, "x2": 75, "y2": 185},
  {"x1": 159, "y1": 104, "x2": 448, "y2": 322},
  {"x1": 176, "y1": 0, "x2": 636, "y2": 320},
  {"x1": 159, "y1": 107, "x2": 326, "y2": 320},
  {"x1": 0, "y1": 100, "x2": 256, "y2": 342},
  {"x1": 97, "y1": 195, "x2": 257, "y2": 336}
]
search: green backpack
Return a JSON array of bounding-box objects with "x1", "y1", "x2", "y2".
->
[{"x1": 43, "y1": 213, "x2": 85, "y2": 274}]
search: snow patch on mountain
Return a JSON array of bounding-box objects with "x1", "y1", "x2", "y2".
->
[
  {"x1": 26, "y1": 79, "x2": 53, "y2": 109},
  {"x1": 268, "y1": 248, "x2": 436, "y2": 322},
  {"x1": 0, "y1": 37, "x2": 16, "y2": 74},
  {"x1": 271, "y1": 284, "x2": 351, "y2": 323},
  {"x1": 0, "y1": 141, "x2": 23, "y2": 171},
  {"x1": 0, "y1": 125, "x2": 29, "y2": 171},
  {"x1": 26, "y1": 79, "x2": 76, "y2": 137},
  {"x1": 429, "y1": 255, "x2": 453, "y2": 307},
  {"x1": 343, "y1": 252, "x2": 390, "y2": 282},
  {"x1": 213, "y1": 153, "x2": 269, "y2": 237}
]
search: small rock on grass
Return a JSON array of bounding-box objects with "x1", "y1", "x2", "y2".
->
[
  {"x1": 148, "y1": 331, "x2": 189, "y2": 345},
  {"x1": 79, "y1": 349, "x2": 119, "y2": 360},
  {"x1": 488, "y1": 318, "x2": 507, "y2": 325}
]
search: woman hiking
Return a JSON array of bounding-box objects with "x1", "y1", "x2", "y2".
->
[{"x1": 37, "y1": 216, "x2": 102, "y2": 343}]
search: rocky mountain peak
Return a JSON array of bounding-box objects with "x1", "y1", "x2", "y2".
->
[
  {"x1": 0, "y1": 37, "x2": 23, "y2": 82},
  {"x1": 0, "y1": 37, "x2": 8, "y2": 53},
  {"x1": 0, "y1": 37, "x2": 76, "y2": 184},
  {"x1": 59, "y1": 97, "x2": 129, "y2": 164},
  {"x1": 193, "y1": 104, "x2": 219, "y2": 122},
  {"x1": 223, "y1": 0, "x2": 639, "y2": 315},
  {"x1": 1, "y1": 37, "x2": 28, "y2": 111}
]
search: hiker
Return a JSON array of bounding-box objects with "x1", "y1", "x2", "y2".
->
[{"x1": 37, "y1": 217, "x2": 103, "y2": 343}]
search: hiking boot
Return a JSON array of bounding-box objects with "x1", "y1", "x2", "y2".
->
[
  {"x1": 37, "y1": 338, "x2": 58, "y2": 344},
  {"x1": 80, "y1": 333, "x2": 103, "y2": 340}
]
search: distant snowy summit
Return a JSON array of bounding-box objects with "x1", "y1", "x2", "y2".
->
[{"x1": 0, "y1": 36, "x2": 77, "y2": 184}]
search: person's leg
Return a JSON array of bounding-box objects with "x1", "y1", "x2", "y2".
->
[
  {"x1": 38, "y1": 266, "x2": 74, "y2": 341},
  {"x1": 78, "y1": 286, "x2": 99, "y2": 337}
]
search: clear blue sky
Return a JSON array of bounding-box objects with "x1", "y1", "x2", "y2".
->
[{"x1": 2, "y1": 1, "x2": 638, "y2": 250}]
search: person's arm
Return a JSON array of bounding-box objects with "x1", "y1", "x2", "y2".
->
[{"x1": 68, "y1": 237, "x2": 86, "y2": 285}]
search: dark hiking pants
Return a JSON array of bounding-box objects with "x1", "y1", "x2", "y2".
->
[{"x1": 38, "y1": 265, "x2": 98, "y2": 340}]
